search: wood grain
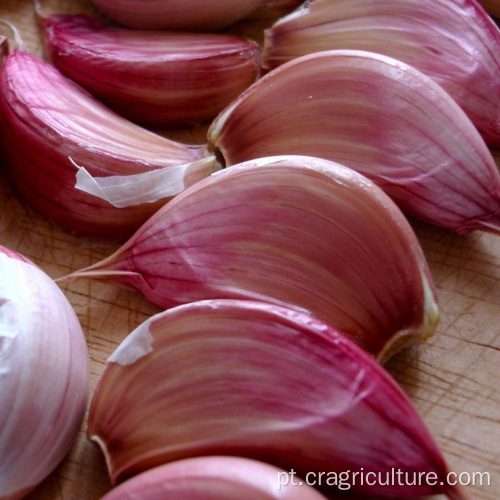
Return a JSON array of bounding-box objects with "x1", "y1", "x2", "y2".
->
[{"x1": 1, "y1": 1, "x2": 498, "y2": 499}]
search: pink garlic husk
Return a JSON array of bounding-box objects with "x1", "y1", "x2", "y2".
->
[
  {"x1": 62, "y1": 155, "x2": 439, "y2": 360},
  {"x1": 0, "y1": 245, "x2": 89, "y2": 500},
  {"x1": 0, "y1": 43, "x2": 216, "y2": 240},
  {"x1": 39, "y1": 12, "x2": 261, "y2": 127},
  {"x1": 99, "y1": 456, "x2": 328, "y2": 500},
  {"x1": 88, "y1": 299, "x2": 465, "y2": 500},
  {"x1": 261, "y1": 0, "x2": 500, "y2": 148},
  {"x1": 89, "y1": 0, "x2": 272, "y2": 31},
  {"x1": 208, "y1": 49, "x2": 500, "y2": 234}
]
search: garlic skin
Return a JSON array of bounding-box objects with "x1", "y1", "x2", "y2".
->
[
  {"x1": 99, "y1": 456, "x2": 328, "y2": 500},
  {"x1": 88, "y1": 299, "x2": 460, "y2": 499},
  {"x1": 209, "y1": 50, "x2": 500, "y2": 234},
  {"x1": 63, "y1": 155, "x2": 439, "y2": 360},
  {"x1": 0, "y1": 47, "x2": 215, "y2": 240},
  {"x1": 89, "y1": 0, "x2": 271, "y2": 31},
  {"x1": 0, "y1": 246, "x2": 89, "y2": 500},
  {"x1": 261, "y1": 0, "x2": 500, "y2": 148},
  {"x1": 40, "y1": 13, "x2": 260, "y2": 127}
]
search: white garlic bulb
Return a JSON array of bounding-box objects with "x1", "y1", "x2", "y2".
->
[{"x1": 0, "y1": 246, "x2": 89, "y2": 500}]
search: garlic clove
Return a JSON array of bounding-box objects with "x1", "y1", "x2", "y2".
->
[
  {"x1": 0, "y1": 45, "x2": 216, "y2": 240},
  {"x1": 88, "y1": 299, "x2": 461, "y2": 499},
  {"x1": 39, "y1": 12, "x2": 261, "y2": 127},
  {"x1": 261, "y1": 0, "x2": 500, "y2": 148},
  {"x1": 89, "y1": 0, "x2": 271, "y2": 31},
  {"x1": 62, "y1": 155, "x2": 439, "y2": 360},
  {"x1": 99, "y1": 456, "x2": 328, "y2": 500},
  {"x1": 208, "y1": 50, "x2": 500, "y2": 234},
  {"x1": 0, "y1": 246, "x2": 89, "y2": 500}
]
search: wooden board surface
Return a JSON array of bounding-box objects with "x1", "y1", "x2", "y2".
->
[{"x1": 1, "y1": 1, "x2": 499, "y2": 499}]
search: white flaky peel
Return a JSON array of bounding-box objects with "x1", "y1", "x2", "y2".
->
[
  {"x1": 0, "y1": 45, "x2": 216, "y2": 240},
  {"x1": 88, "y1": 299, "x2": 463, "y2": 499},
  {"x1": 261, "y1": 0, "x2": 500, "y2": 147},
  {"x1": 62, "y1": 155, "x2": 439, "y2": 360},
  {"x1": 39, "y1": 12, "x2": 261, "y2": 127},
  {"x1": 99, "y1": 456, "x2": 328, "y2": 500},
  {"x1": 72, "y1": 157, "x2": 218, "y2": 209},
  {"x1": 209, "y1": 50, "x2": 500, "y2": 234},
  {"x1": 0, "y1": 246, "x2": 89, "y2": 500}
]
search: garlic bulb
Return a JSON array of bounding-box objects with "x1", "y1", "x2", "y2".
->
[
  {"x1": 0, "y1": 246, "x2": 89, "y2": 500},
  {"x1": 209, "y1": 50, "x2": 500, "y2": 234},
  {"x1": 88, "y1": 299, "x2": 462, "y2": 499},
  {"x1": 63, "y1": 155, "x2": 439, "y2": 360},
  {"x1": 99, "y1": 456, "x2": 328, "y2": 500},
  {"x1": 39, "y1": 12, "x2": 260, "y2": 127},
  {"x1": 261, "y1": 0, "x2": 500, "y2": 148}
]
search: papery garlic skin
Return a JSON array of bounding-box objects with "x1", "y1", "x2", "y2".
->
[
  {"x1": 99, "y1": 456, "x2": 328, "y2": 500},
  {"x1": 40, "y1": 14, "x2": 260, "y2": 127},
  {"x1": 88, "y1": 299, "x2": 459, "y2": 499},
  {"x1": 0, "y1": 246, "x2": 89, "y2": 500},
  {"x1": 89, "y1": 0, "x2": 270, "y2": 31},
  {"x1": 261, "y1": 0, "x2": 500, "y2": 148},
  {"x1": 209, "y1": 50, "x2": 500, "y2": 234},
  {"x1": 0, "y1": 48, "x2": 215, "y2": 240},
  {"x1": 63, "y1": 155, "x2": 438, "y2": 360}
]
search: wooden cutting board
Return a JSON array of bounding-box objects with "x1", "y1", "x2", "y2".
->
[{"x1": 1, "y1": 1, "x2": 499, "y2": 499}]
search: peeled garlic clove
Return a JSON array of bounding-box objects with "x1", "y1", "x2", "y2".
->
[
  {"x1": 0, "y1": 45, "x2": 216, "y2": 240},
  {"x1": 63, "y1": 155, "x2": 438, "y2": 360},
  {"x1": 99, "y1": 456, "x2": 328, "y2": 500},
  {"x1": 0, "y1": 245, "x2": 89, "y2": 500},
  {"x1": 88, "y1": 299, "x2": 461, "y2": 499},
  {"x1": 89, "y1": 0, "x2": 271, "y2": 31},
  {"x1": 209, "y1": 50, "x2": 500, "y2": 234},
  {"x1": 261, "y1": 0, "x2": 500, "y2": 148},
  {"x1": 39, "y1": 12, "x2": 260, "y2": 127}
]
